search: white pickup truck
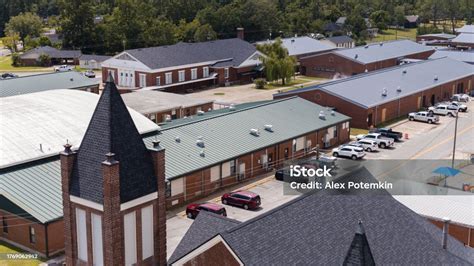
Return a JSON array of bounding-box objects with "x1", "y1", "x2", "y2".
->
[
  {"x1": 54, "y1": 65, "x2": 73, "y2": 72},
  {"x1": 408, "y1": 111, "x2": 439, "y2": 124},
  {"x1": 428, "y1": 104, "x2": 457, "y2": 117},
  {"x1": 356, "y1": 133, "x2": 394, "y2": 149}
]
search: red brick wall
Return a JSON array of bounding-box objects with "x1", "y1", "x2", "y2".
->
[
  {"x1": 429, "y1": 219, "x2": 474, "y2": 247},
  {"x1": 0, "y1": 211, "x2": 46, "y2": 256},
  {"x1": 300, "y1": 50, "x2": 434, "y2": 78}
]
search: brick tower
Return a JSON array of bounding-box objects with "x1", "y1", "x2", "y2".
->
[{"x1": 61, "y1": 74, "x2": 166, "y2": 265}]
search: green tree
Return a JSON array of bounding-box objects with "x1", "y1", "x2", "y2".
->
[
  {"x1": 257, "y1": 38, "x2": 296, "y2": 85},
  {"x1": 194, "y1": 24, "x2": 217, "y2": 42},
  {"x1": 142, "y1": 19, "x2": 177, "y2": 47},
  {"x1": 345, "y1": 13, "x2": 367, "y2": 39},
  {"x1": 38, "y1": 35, "x2": 52, "y2": 46},
  {"x1": 60, "y1": 0, "x2": 97, "y2": 51},
  {"x1": 393, "y1": 6, "x2": 406, "y2": 28},
  {"x1": 370, "y1": 10, "x2": 390, "y2": 31},
  {"x1": 24, "y1": 35, "x2": 38, "y2": 50},
  {"x1": 1, "y1": 34, "x2": 20, "y2": 52},
  {"x1": 4, "y1": 12, "x2": 42, "y2": 45}
]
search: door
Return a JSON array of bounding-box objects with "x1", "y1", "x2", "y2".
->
[
  {"x1": 139, "y1": 74, "x2": 146, "y2": 87},
  {"x1": 261, "y1": 154, "x2": 268, "y2": 170},
  {"x1": 422, "y1": 95, "x2": 426, "y2": 107},
  {"x1": 430, "y1": 94, "x2": 435, "y2": 106},
  {"x1": 381, "y1": 108, "x2": 387, "y2": 123},
  {"x1": 367, "y1": 113, "x2": 373, "y2": 127},
  {"x1": 238, "y1": 163, "x2": 246, "y2": 180}
]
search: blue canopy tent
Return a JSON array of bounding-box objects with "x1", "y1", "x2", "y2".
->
[{"x1": 433, "y1": 167, "x2": 460, "y2": 187}]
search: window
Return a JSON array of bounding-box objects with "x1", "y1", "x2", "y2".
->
[
  {"x1": 210, "y1": 165, "x2": 220, "y2": 182},
  {"x1": 141, "y1": 206, "x2": 154, "y2": 260},
  {"x1": 165, "y1": 180, "x2": 171, "y2": 198},
  {"x1": 139, "y1": 73, "x2": 146, "y2": 87},
  {"x1": 124, "y1": 212, "x2": 137, "y2": 266},
  {"x1": 230, "y1": 160, "x2": 236, "y2": 175},
  {"x1": 75, "y1": 208, "x2": 88, "y2": 262},
  {"x1": 191, "y1": 68, "x2": 197, "y2": 80},
  {"x1": 178, "y1": 70, "x2": 185, "y2": 82},
  {"x1": 149, "y1": 113, "x2": 156, "y2": 123},
  {"x1": 2, "y1": 217, "x2": 7, "y2": 233},
  {"x1": 203, "y1": 67, "x2": 209, "y2": 78},
  {"x1": 171, "y1": 178, "x2": 184, "y2": 196},
  {"x1": 165, "y1": 72, "x2": 172, "y2": 84},
  {"x1": 333, "y1": 126, "x2": 338, "y2": 138},
  {"x1": 224, "y1": 68, "x2": 229, "y2": 79},
  {"x1": 29, "y1": 226, "x2": 36, "y2": 244},
  {"x1": 156, "y1": 76, "x2": 161, "y2": 86},
  {"x1": 91, "y1": 214, "x2": 103, "y2": 265}
]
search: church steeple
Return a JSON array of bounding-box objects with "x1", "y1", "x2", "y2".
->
[
  {"x1": 61, "y1": 75, "x2": 166, "y2": 265},
  {"x1": 343, "y1": 220, "x2": 375, "y2": 266}
]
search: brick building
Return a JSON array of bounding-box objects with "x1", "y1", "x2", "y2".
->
[
  {"x1": 0, "y1": 89, "x2": 158, "y2": 258},
  {"x1": 19, "y1": 46, "x2": 81, "y2": 66},
  {"x1": 275, "y1": 57, "x2": 474, "y2": 128},
  {"x1": 169, "y1": 169, "x2": 474, "y2": 265},
  {"x1": 300, "y1": 40, "x2": 434, "y2": 78},
  {"x1": 121, "y1": 90, "x2": 214, "y2": 124},
  {"x1": 60, "y1": 76, "x2": 166, "y2": 265},
  {"x1": 0, "y1": 72, "x2": 100, "y2": 97},
  {"x1": 101, "y1": 38, "x2": 265, "y2": 92}
]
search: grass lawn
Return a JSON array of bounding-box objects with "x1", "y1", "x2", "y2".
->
[
  {"x1": 368, "y1": 28, "x2": 417, "y2": 43},
  {"x1": 0, "y1": 241, "x2": 45, "y2": 266},
  {"x1": 350, "y1": 128, "x2": 369, "y2": 136},
  {"x1": 0, "y1": 55, "x2": 52, "y2": 72}
]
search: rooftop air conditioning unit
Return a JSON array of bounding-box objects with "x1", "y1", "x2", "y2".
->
[
  {"x1": 250, "y1": 128, "x2": 260, "y2": 136},
  {"x1": 319, "y1": 110, "x2": 326, "y2": 120},
  {"x1": 402, "y1": 68, "x2": 407, "y2": 74},
  {"x1": 229, "y1": 104, "x2": 236, "y2": 111},
  {"x1": 364, "y1": 45, "x2": 369, "y2": 49},
  {"x1": 196, "y1": 139, "x2": 205, "y2": 148},
  {"x1": 434, "y1": 75, "x2": 438, "y2": 81},
  {"x1": 331, "y1": 110, "x2": 336, "y2": 116},
  {"x1": 264, "y1": 124, "x2": 273, "y2": 132},
  {"x1": 382, "y1": 88, "x2": 388, "y2": 97},
  {"x1": 397, "y1": 86, "x2": 402, "y2": 93},
  {"x1": 200, "y1": 150, "x2": 205, "y2": 157},
  {"x1": 379, "y1": 42, "x2": 383, "y2": 46},
  {"x1": 197, "y1": 110, "x2": 205, "y2": 116},
  {"x1": 165, "y1": 115, "x2": 172, "y2": 122}
]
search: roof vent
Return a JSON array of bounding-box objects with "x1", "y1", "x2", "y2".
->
[
  {"x1": 229, "y1": 104, "x2": 236, "y2": 111},
  {"x1": 250, "y1": 128, "x2": 260, "y2": 136},
  {"x1": 165, "y1": 115, "x2": 172, "y2": 122},
  {"x1": 319, "y1": 110, "x2": 326, "y2": 120},
  {"x1": 364, "y1": 45, "x2": 369, "y2": 49},
  {"x1": 382, "y1": 88, "x2": 388, "y2": 97},
  {"x1": 200, "y1": 150, "x2": 205, "y2": 157},
  {"x1": 197, "y1": 110, "x2": 205, "y2": 116},
  {"x1": 402, "y1": 68, "x2": 407, "y2": 74},
  {"x1": 175, "y1": 136, "x2": 181, "y2": 143},
  {"x1": 196, "y1": 138, "x2": 205, "y2": 148},
  {"x1": 70, "y1": 78, "x2": 74, "y2": 81},
  {"x1": 331, "y1": 110, "x2": 336, "y2": 116},
  {"x1": 208, "y1": 108, "x2": 212, "y2": 112},
  {"x1": 354, "y1": 54, "x2": 358, "y2": 59},
  {"x1": 379, "y1": 42, "x2": 383, "y2": 46},
  {"x1": 397, "y1": 86, "x2": 402, "y2": 93},
  {"x1": 291, "y1": 39, "x2": 295, "y2": 43},
  {"x1": 264, "y1": 124, "x2": 273, "y2": 132},
  {"x1": 434, "y1": 75, "x2": 438, "y2": 81}
]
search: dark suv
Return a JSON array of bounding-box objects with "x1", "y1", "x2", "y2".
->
[
  {"x1": 221, "y1": 190, "x2": 261, "y2": 210},
  {"x1": 186, "y1": 202, "x2": 227, "y2": 219}
]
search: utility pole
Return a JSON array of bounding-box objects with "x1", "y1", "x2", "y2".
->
[{"x1": 451, "y1": 110, "x2": 459, "y2": 169}]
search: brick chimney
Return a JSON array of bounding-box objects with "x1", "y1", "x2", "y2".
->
[
  {"x1": 442, "y1": 217, "x2": 450, "y2": 249},
  {"x1": 237, "y1": 27, "x2": 244, "y2": 40}
]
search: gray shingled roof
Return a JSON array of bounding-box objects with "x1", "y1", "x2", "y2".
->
[
  {"x1": 327, "y1": 35, "x2": 354, "y2": 44},
  {"x1": 169, "y1": 168, "x2": 474, "y2": 265},
  {"x1": 168, "y1": 212, "x2": 240, "y2": 263},
  {"x1": 275, "y1": 57, "x2": 474, "y2": 109},
  {"x1": 143, "y1": 97, "x2": 350, "y2": 179},
  {"x1": 333, "y1": 40, "x2": 434, "y2": 64},
  {"x1": 70, "y1": 78, "x2": 157, "y2": 204},
  {"x1": 124, "y1": 38, "x2": 258, "y2": 69},
  {"x1": 0, "y1": 72, "x2": 99, "y2": 98},
  {"x1": 19, "y1": 46, "x2": 81, "y2": 60}
]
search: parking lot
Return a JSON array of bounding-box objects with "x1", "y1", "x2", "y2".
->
[{"x1": 166, "y1": 97, "x2": 474, "y2": 259}]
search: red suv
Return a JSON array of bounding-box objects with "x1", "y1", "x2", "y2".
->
[
  {"x1": 186, "y1": 202, "x2": 227, "y2": 219},
  {"x1": 221, "y1": 190, "x2": 261, "y2": 210}
]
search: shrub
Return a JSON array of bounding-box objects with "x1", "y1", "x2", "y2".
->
[
  {"x1": 254, "y1": 78, "x2": 266, "y2": 89},
  {"x1": 38, "y1": 53, "x2": 51, "y2": 66},
  {"x1": 11, "y1": 53, "x2": 21, "y2": 66}
]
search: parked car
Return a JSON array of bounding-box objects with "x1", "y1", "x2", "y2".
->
[
  {"x1": 428, "y1": 104, "x2": 457, "y2": 117},
  {"x1": 332, "y1": 145, "x2": 366, "y2": 160},
  {"x1": 369, "y1": 128, "x2": 403, "y2": 141},
  {"x1": 54, "y1": 65, "x2": 73, "y2": 72},
  {"x1": 448, "y1": 101, "x2": 468, "y2": 112},
  {"x1": 451, "y1": 94, "x2": 470, "y2": 102},
  {"x1": 186, "y1": 202, "x2": 227, "y2": 219},
  {"x1": 408, "y1": 111, "x2": 439, "y2": 124},
  {"x1": 84, "y1": 70, "x2": 95, "y2": 78},
  {"x1": 1, "y1": 72, "x2": 18, "y2": 79},
  {"x1": 356, "y1": 133, "x2": 394, "y2": 149},
  {"x1": 221, "y1": 190, "x2": 261, "y2": 210},
  {"x1": 352, "y1": 139, "x2": 379, "y2": 152}
]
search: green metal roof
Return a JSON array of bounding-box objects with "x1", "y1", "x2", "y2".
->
[
  {"x1": 0, "y1": 97, "x2": 350, "y2": 222},
  {"x1": 145, "y1": 97, "x2": 350, "y2": 179},
  {"x1": 0, "y1": 71, "x2": 99, "y2": 98},
  {"x1": 0, "y1": 158, "x2": 62, "y2": 223}
]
